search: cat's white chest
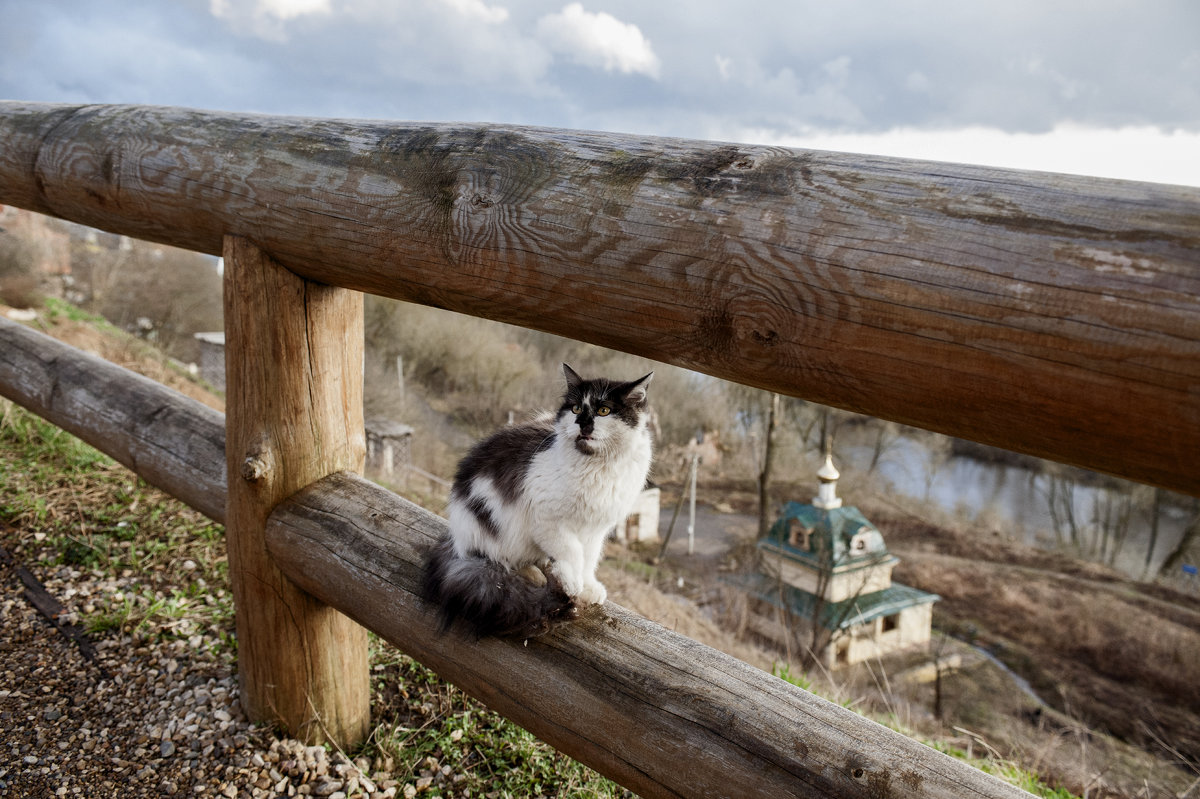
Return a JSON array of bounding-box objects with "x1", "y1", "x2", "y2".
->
[{"x1": 529, "y1": 432, "x2": 650, "y2": 532}]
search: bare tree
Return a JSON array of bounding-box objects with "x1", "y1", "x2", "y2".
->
[
  {"x1": 81, "y1": 240, "x2": 222, "y2": 361},
  {"x1": 0, "y1": 233, "x2": 46, "y2": 307},
  {"x1": 758, "y1": 392, "x2": 780, "y2": 539},
  {"x1": 1159, "y1": 497, "x2": 1200, "y2": 578},
  {"x1": 867, "y1": 420, "x2": 902, "y2": 473}
]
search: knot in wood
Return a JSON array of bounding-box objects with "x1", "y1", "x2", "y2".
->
[{"x1": 241, "y1": 452, "x2": 273, "y2": 482}]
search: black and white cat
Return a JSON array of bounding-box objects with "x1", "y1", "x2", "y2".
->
[{"x1": 423, "y1": 364, "x2": 654, "y2": 638}]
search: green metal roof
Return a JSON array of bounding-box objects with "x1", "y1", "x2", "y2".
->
[
  {"x1": 724, "y1": 572, "x2": 939, "y2": 631},
  {"x1": 764, "y1": 501, "x2": 889, "y2": 567}
]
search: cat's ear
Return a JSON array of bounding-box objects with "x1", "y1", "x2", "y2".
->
[
  {"x1": 562, "y1": 363, "x2": 584, "y2": 390},
  {"x1": 621, "y1": 372, "x2": 654, "y2": 405}
]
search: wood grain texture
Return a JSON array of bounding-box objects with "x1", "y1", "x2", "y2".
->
[
  {"x1": 267, "y1": 470, "x2": 1033, "y2": 799},
  {"x1": 1, "y1": 102, "x2": 1197, "y2": 494},
  {"x1": 0, "y1": 317, "x2": 226, "y2": 523},
  {"x1": 222, "y1": 236, "x2": 370, "y2": 748}
]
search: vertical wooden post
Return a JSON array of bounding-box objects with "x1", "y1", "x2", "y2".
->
[{"x1": 223, "y1": 235, "x2": 370, "y2": 748}]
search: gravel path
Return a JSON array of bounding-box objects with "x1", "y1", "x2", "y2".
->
[{"x1": 0, "y1": 554, "x2": 406, "y2": 799}]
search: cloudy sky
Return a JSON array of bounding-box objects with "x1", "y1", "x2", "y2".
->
[{"x1": 2, "y1": 0, "x2": 1199, "y2": 185}]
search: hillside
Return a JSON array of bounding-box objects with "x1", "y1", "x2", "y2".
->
[
  {"x1": 630, "y1": 482, "x2": 1200, "y2": 799},
  {"x1": 876, "y1": 512, "x2": 1200, "y2": 797}
]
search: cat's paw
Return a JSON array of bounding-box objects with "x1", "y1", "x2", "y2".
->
[
  {"x1": 576, "y1": 579, "x2": 607, "y2": 606},
  {"x1": 548, "y1": 564, "x2": 584, "y2": 599}
]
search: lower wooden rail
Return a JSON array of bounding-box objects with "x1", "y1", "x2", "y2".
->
[
  {"x1": 0, "y1": 317, "x2": 226, "y2": 523},
  {"x1": 268, "y1": 471, "x2": 1032, "y2": 799},
  {"x1": 0, "y1": 318, "x2": 1032, "y2": 798}
]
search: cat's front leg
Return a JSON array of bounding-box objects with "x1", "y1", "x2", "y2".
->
[
  {"x1": 536, "y1": 533, "x2": 589, "y2": 600},
  {"x1": 577, "y1": 530, "x2": 609, "y2": 605}
]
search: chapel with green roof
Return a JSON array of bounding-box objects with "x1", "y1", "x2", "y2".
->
[{"x1": 735, "y1": 453, "x2": 939, "y2": 668}]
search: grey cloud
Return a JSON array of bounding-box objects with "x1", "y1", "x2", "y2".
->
[{"x1": 0, "y1": 0, "x2": 1196, "y2": 140}]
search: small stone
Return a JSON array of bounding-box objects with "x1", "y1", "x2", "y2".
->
[
  {"x1": 161, "y1": 740, "x2": 177, "y2": 757},
  {"x1": 315, "y1": 780, "x2": 344, "y2": 796}
]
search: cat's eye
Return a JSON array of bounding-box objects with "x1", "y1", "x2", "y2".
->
[
  {"x1": 572, "y1": 404, "x2": 582, "y2": 414},
  {"x1": 597, "y1": 406, "x2": 611, "y2": 416}
]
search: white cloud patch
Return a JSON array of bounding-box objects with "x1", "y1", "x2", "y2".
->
[
  {"x1": 707, "y1": 54, "x2": 864, "y2": 128},
  {"x1": 536, "y1": 3, "x2": 660, "y2": 78},
  {"x1": 441, "y1": 0, "x2": 509, "y2": 25},
  {"x1": 209, "y1": 0, "x2": 331, "y2": 41},
  {"x1": 715, "y1": 54, "x2": 733, "y2": 81},
  {"x1": 728, "y1": 124, "x2": 1200, "y2": 188},
  {"x1": 258, "y1": 0, "x2": 330, "y2": 19}
]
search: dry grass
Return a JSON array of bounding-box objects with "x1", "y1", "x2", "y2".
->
[
  {"x1": 27, "y1": 300, "x2": 226, "y2": 412},
  {"x1": 878, "y1": 514, "x2": 1200, "y2": 798}
]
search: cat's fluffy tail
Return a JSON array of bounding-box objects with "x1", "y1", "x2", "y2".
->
[{"x1": 422, "y1": 538, "x2": 578, "y2": 639}]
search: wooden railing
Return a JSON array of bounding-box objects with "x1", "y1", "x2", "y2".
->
[{"x1": 3, "y1": 101, "x2": 1199, "y2": 798}]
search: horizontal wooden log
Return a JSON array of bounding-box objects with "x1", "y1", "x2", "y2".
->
[
  {"x1": 0, "y1": 317, "x2": 226, "y2": 523},
  {"x1": 1, "y1": 102, "x2": 1198, "y2": 495},
  {"x1": 266, "y1": 470, "x2": 1033, "y2": 799}
]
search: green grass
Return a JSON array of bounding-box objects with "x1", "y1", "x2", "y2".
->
[
  {"x1": 41, "y1": 295, "x2": 120, "y2": 329},
  {"x1": 367, "y1": 642, "x2": 630, "y2": 797},
  {"x1": 772, "y1": 661, "x2": 1079, "y2": 799},
  {"x1": 929, "y1": 741, "x2": 1080, "y2": 799},
  {"x1": 1, "y1": 398, "x2": 226, "y2": 574}
]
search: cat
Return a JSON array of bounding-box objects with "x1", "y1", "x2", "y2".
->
[{"x1": 423, "y1": 363, "x2": 654, "y2": 638}]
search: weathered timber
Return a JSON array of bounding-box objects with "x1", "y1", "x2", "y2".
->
[
  {"x1": 0, "y1": 316, "x2": 226, "y2": 523},
  {"x1": 222, "y1": 236, "x2": 370, "y2": 748},
  {"x1": 266, "y1": 470, "x2": 1033, "y2": 799},
  {"x1": 1, "y1": 102, "x2": 1198, "y2": 495}
]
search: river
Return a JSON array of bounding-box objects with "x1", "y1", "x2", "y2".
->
[{"x1": 842, "y1": 433, "x2": 1194, "y2": 579}]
